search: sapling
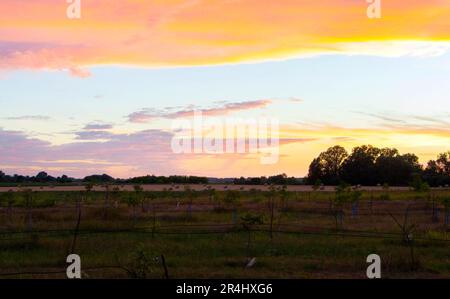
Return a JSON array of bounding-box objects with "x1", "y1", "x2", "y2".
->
[
  {"x1": 240, "y1": 213, "x2": 264, "y2": 260},
  {"x1": 328, "y1": 194, "x2": 333, "y2": 214},
  {"x1": 112, "y1": 186, "x2": 121, "y2": 208},
  {"x1": 84, "y1": 183, "x2": 93, "y2": 193},
  {"x1": 278, "y1": 185, "x2": 288, "y2": 211},
  {"x1": 123, "y1": 244, "x2": 159, "y2": 279},
  {"x1": 147, "y1": 192, "x2": 157, "y2": 238},
  {"x1": 380, "y1": 183, "x2": 390, "y2": 200},
  {"x1": 103, "y1": 183, "x2": 111, "y2": 220},
  {"x1": 207, "y1": 187, "x2": 216, "y2": 205},
  {"x1": 333, "y1": 183, "x2": 350, "y2": 230},
  {"x1": 369, "y1": 191, "x2": 374, "y2": 214},
  {"x1": 431, "y1": 192, "x2": 440, "y2": 223},
  {"x1": 265, "y1": 185, "x2": 277, "y2": 240},
  {"x1": 410, "y1": 173, "x2": 430, "y2": 193},
  {"x1": 133, "y1": 184, "x2": 144, "y2": 214},
  {"x1": 442, "y1": 197, "x2": 450, "y2": 227},
  {"x1": 312, "y1": 180, "x2": 321, "y2": 201},
  {"x1": 350, "y1": 189, "x2": 362, "y2": 218},
  {"x1": 23, "y1": 189, "x2": 34, "y2": 232},
  {"x1": 389, "y1": 205, "x2": 419, "y2": 271},
  {"x1": 141, "y1": 195, "x2": 149, "y2": 213},
  {"x1": 125, "y1": 193, "x2": 140, "y2": 223},
  {"x1": 79, "y1": 183, "x2": 93, "y2": 214},
  {"x1": 148, "y1": 192, "x2": 157, "y2": 213},
  {"x1": 224, "y1": 190, "x2": 240, "y2": 225},
  {"x1": 183, "y1": 186, "x2": 195, "y2": 219},
  {"x1": 426, "y1": 191, "x2": 439, "y2": 223},
  {"x1": 0, "y1": 193, "x2": 6, "y2": 225},
  {"x1": 3, "y1": 190, "x2": 14, "y2": 227},
  {"x1": 312, "y1": 179, "x2": 322, "y2": 192},
  {"x1": 173, "y1": 191, "x2": 181, "y2": 210}
]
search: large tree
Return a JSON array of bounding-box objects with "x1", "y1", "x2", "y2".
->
[
  {"x1": 307, "y1": 145, "x2": 348, "y2": 185},
  {"x1": 424, "y1": 152, "x2": 450, "y2": 186},
  {"x1": 375, "y1": 151, "x2": 422, "y2": 186},
  {"x1": 341, "y1": 145, "x2": 381, "y2": 185},
  {"x1": 308, "y1": 145, "x2": 449, "y2": 186}
]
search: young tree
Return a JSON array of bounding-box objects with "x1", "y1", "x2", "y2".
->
[
  {"x1": 278, "y1": 185, "x2": 288, "y2": 211},
  {"x1": 224, "y1": 190, "x2": 241, "y2": 224},
  {"x1": 240, "y1": 213, "x2": 264, "y2": 259},
  {"x1": 0, "y1": 191, "x2": 14, "y2": 226},
  {"x1": 207, "y1": 187, "x2": 216, "y2": 205},
  {"x1": 350, "y1": 188, "x2": 362, "y2": 218},
  {"x1": 102, "y1": 183, "x2": 111, "y2": 219},
  {"x1": 389, "y1": 206, "x2": 418, "y2": 271},
  {"x1": 125, "y1": 193, "x2": 140, "y2": 222},
  {"x1": 183, "y1": 186, "x2": 196, "y2": 219},
  {"x1": 265, "y1": 185, "x2": 277, "y2": 240},
  {"x1": 112, "y1": 186, "x2": 121, "y2": 208},
  {"x1": 6, "y1": 190, "x2": 14, "y2": 226},
  {"x1": 442, "y1": 197, "x2": 450, "y2": 227},
  {"x1": 333, "y1": 183, "x2": 351, "y2": 230},
  {"x1": 23, "y1": 189, "x2": 34, "y2": 232}
]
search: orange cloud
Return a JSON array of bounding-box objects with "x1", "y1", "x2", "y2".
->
[{"x1": 1, "y1": 0, "x2": 449, "y2": 74}]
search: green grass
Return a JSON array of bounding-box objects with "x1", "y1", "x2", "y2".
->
[{"x1": 0, "y1": 189, "x2": 449, "y2": 278}]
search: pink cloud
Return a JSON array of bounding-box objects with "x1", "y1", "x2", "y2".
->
[
  {"x1": 68, "y1": 66, "x2": 92, "y2": 78},
  {"x1": 128, "y1": 99, "x2": 273, "y2": 123},
  {"x1": 2, "y1": 0, "x2": 448, "y2": 74},
  {"x1": 0, "y1": 44, "x2": 91, "y2": 78}
]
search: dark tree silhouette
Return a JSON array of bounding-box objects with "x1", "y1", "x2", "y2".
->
[
  {"x1": 307, "y1": 145, "x2": 348, "y2": 185},
  {"x1": 308, "y1": 145, "x2": 440, "y2": 186},
  {"x1": 341, "y1": 145, "x2": 380, "y2": 185},
  {"x1": 424, "y1": 152, "x2": 450, "y2": 186}
]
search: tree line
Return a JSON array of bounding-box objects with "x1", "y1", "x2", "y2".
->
[
  {"x1": 1, "y1": 145, "x2": 448, "y2": 187},
  {"x1": 307, "y1": 145, "x2": 450, "y2": 187},
  {"x1": 233, "y1": 174, "x2": 302, "y2": 185},
  {"x1": 0, "y1": 171, "x2": 208, "y2": 185}
]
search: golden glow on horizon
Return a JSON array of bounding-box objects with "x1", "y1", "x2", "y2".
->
[{"x1": 181, "y1": 128, "x2": 449, "y2": 177}]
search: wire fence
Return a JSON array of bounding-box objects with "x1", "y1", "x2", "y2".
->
[
  {"x1": 0, "y1": 223, "x2": 448, "y2": 242},
  {"x1": 0, "y1": 223, "x2": 448, "y2": 278},
  {"x1": 0, "y1": 220, "x2": 448, "y2": 278}
]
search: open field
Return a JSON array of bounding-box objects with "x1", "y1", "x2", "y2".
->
[
  {"x1": 0, "y1": 184, "x2": 421, "y2": 193},
  {"x1": 0, "y1": 187, "x2": 449, "y2": 279}
]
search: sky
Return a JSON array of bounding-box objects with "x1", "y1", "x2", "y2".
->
[{"x1": 0, "y1": 0, "x2": 450, "y2": 178}]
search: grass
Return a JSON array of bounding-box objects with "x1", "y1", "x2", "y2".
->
[{"x1": 0, "y1": 188, "x2": 449, "y2": 278}]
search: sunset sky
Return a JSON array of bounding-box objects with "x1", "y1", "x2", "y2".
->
[{"x1": 1, "y1": 0, "x2": 450, "y2": 178}]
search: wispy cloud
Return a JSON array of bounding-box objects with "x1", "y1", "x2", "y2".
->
[
  {"x1": 128, "y1": 99, "x2": 273, "y2": 123},
  {"x1": 353, "y1": 110, "x2": 450, "y2": 129},
  {"x1": 83, "y1": 123, "x2": 114, "y2": 130},
  {"x1": 353, "y1": 111, "x2": 406, "y2": 123},
  {"x1": 409, "y1": 115, "x2": 450, "y2": 126},
  {"x1": 74, "y1": 130, "x2": 115, "y2": 140},
  {"x1": 4, "y1": 115, "x2": 51, "y2": 121}
]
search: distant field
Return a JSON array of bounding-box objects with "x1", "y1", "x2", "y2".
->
[
  {"x1": 0, "y1": 184, "x2": 419, "y2": 193},
  {"x1": 0, "y1": 188, "x2": 449, "y2": 279}
]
